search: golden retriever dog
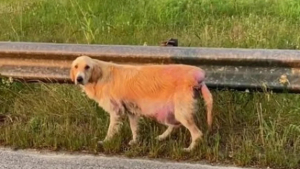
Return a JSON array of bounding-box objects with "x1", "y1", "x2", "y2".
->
[{"x1": 70, "y1": 55, "x2": 213, "y2": 152}]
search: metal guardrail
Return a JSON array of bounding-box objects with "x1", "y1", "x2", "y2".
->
[{"x1": 0, "y1": 41, "x2": 300, "y2": 93}]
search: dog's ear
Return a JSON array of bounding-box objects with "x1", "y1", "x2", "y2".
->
[
  {"x1": 90, "y1": 63, "x2": 102, "y2": 82},
  {"x1": 70, "y1": 66, "x2": 75, "y2": 82}
]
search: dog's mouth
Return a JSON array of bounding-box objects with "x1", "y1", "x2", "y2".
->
[{"x1": 76, "y1": 81, "x2": 84, "y2": 85}]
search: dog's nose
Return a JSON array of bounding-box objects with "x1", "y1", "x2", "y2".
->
[{"x1": 76, "y1": 76, "x2": 83, "y2": 83}]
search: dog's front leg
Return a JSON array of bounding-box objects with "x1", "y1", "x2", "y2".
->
[
  {"x1": 98, "y1": 113, "x2": 122, "y2": 145},
  {"x1": 127, "y1": 114, "x2": 140, "y2": 145}
]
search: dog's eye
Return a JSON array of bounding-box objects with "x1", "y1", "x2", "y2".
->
[
  {"x1": 75, "y1": 65, "x2": 78, "y2": 69},
  {"x1": 85, "y1": 65, "x2": 90, "y2": 70}
]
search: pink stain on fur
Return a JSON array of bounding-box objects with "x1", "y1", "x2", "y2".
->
[
  {"x1": 193, "y1": 71, "x2": 205, "y2": 83},
  {"x1": 155, "y1": 107, "x2": 179, "y2": 125}
]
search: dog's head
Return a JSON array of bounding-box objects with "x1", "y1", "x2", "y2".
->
[{"x1": 70, "y1": 55, "x2": 102, "y2": 85}]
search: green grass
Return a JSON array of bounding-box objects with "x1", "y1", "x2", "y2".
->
[
  {"x1": 1, "y1": 0, "x2": 300, "y2": 48},
  {"x1": 1, "y1": 0, "x2": 300, "y2": 169}
]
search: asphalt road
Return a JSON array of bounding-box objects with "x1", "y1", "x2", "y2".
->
[{"x1": 0, "y1": 148, "x2": 253, "y2": 169}]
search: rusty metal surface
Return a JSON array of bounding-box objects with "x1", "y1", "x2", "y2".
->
[{"x1": 1, "y1": 41, "x2": 300, "y2": 92}]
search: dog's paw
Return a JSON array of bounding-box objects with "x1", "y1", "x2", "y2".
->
[
  {"x1": 128, "y1": 140, "x2": 137, "y2": 146},
  {"x1": 155, "y1": 135, "x2": 165, "y2": 141},
  {"x1": 97, "y1": 141, "x2": 104, "y2": 145},
  {"x1": 182, "y1": 147, "x2": 192, "y2": 152},
  {"x1": 97, "y1": 140, "x2": 107, "y2": 145}
]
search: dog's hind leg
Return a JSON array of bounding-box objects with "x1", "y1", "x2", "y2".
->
[
  {"x1": 174, "y1": 91, "x2": 203, "y2": 152},
  {"x1": 156, "y1": 125, "x2": 174, "y2": 141}
]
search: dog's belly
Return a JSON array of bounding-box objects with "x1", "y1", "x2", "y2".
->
[
  {"x1": 142, "y1": 103, "x2": 180, "y2": 126},
  {"x1": 122, "y1": 99, "x2": 180, "y2": 126},
  {"x1": 153, "y1": 107, "x2": 180, "y2": 126}
]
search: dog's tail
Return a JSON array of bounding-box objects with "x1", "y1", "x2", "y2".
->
[{"x1": 200, "y1": 82, "x2": 213, "y2": 131}]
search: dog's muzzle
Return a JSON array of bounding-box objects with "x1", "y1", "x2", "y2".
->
[{"x1": 76, "y1": 76, "x2": 84, "y2": 84}]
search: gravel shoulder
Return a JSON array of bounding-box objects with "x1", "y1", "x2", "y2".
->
[{"x1": 0, "y1": 147, "x2": 255, "y2": 169}]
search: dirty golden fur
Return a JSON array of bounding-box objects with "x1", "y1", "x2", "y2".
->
[{"x1": 70, "y1": 55, "x2": 213, "y2": 151}]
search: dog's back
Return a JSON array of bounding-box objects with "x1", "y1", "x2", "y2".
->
[
  {"x1": 111, "y1": 63, "x2": 205, "y2": 99},
  {"x1": 106, "y1": 63, "x2": 208, "y2": 122}
]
